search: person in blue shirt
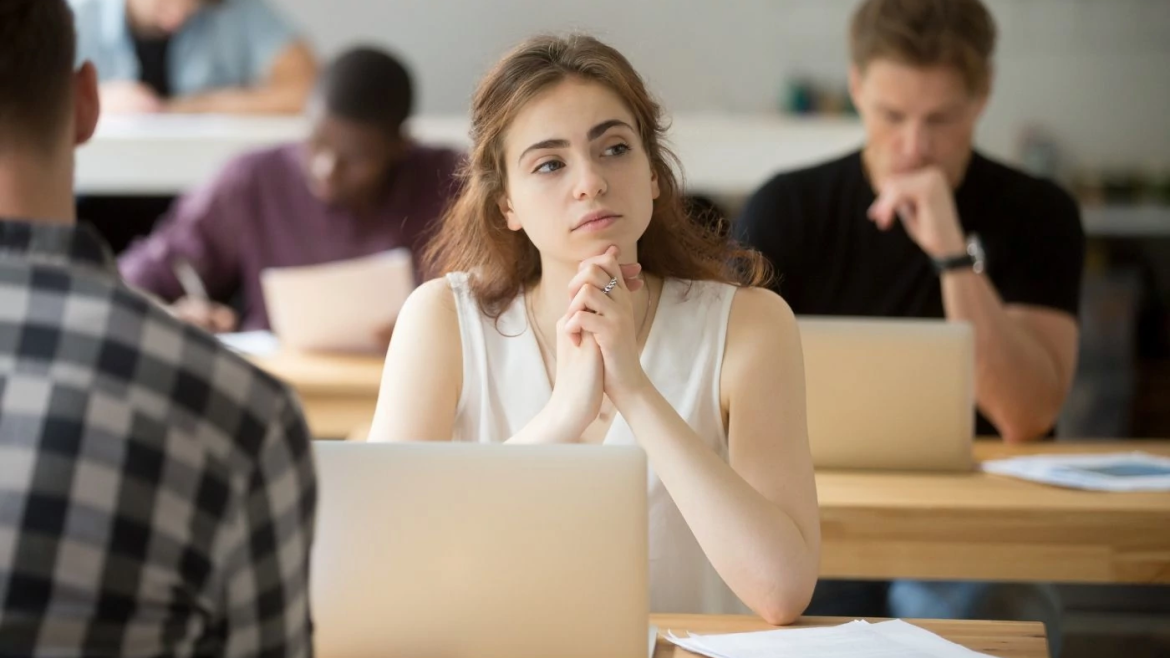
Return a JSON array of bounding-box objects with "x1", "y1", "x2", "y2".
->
[{"x1": 69, "y1": 0, "x2": 317, "y2": 114}]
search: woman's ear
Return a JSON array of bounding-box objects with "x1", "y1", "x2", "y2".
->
[
  {"x1": 498, "y1": 195, "x2": 522, "y2": 231},
  {"x1": 650, "y1": 168, "x2": 660, "y2": 200}
]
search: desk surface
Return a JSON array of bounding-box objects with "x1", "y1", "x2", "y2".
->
[
  {"x1": 249, "y1": 350, "x2": 383, "y2": 395},
  {"x1": 818, "y1": 440, "x2": 1170, "y2": 584},
  {"x1": 651, "y1": 614, "x2": 1048, "y2": 658},
  {"x1": 77, "y1": 113, "x2": 864, "y2": 197},
  {"x1": 247, "y1": 350, "x2": 383, "y2": 439},
  {"x1": 250, "y1": 349, "x2": 1170, "y2": 584}
]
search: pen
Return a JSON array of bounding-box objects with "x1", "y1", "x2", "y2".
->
[{"x1": 171, "y1": 256, "x2": 210, "y2": 301}]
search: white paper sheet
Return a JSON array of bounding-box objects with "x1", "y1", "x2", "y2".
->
[
  {"x1": 217, "y1": 330, "x2": 281, "y2": 357},
  {"x1": 982, "y1": 451, "x2": 1170, "y2": 491},
  {"x1": 665, "y1": 619, "x2": 998, "y2": 658},
  {"x1": 260, "y1": 249, "x2": 414, "y2": 354}
]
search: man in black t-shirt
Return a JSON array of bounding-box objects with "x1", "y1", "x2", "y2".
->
[
  {"x1": 737, "y1": 3, "x2": 1083, "y2": 444},
  {"x1": 736, "y1": 1, "x2": 1080, "y2": 651}
]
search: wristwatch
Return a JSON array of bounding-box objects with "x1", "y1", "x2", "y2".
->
[{"x1": 932, "y1": 234, "x2": 985, "y2": 275}]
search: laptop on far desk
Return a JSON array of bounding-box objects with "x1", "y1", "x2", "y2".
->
[
  {"x1": 310, "y1": 442, "x2": 650, "y2": 658},
  {"x1": 799, "y1": 317, "x2": 975, "y2": 472}
]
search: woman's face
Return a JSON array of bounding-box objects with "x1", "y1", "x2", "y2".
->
[{"x1": 499, "y1": 78, "x2": 659, "y2": 265}]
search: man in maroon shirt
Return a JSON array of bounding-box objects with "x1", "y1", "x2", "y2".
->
[{"x1": 119, "y1": 46, "x2": 462, "y2": 333}]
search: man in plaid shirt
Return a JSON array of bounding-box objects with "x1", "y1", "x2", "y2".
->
[{"x1": 0, "y1": 2, "x2": 317, "y2": 656}]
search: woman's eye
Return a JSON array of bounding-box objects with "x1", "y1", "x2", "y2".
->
[
  {"x1": 534, "y1": 160, "x2": 564, "y2": 174},
  {"x1": 605, "y1": 143, "x2": 631, "y2": 156}
]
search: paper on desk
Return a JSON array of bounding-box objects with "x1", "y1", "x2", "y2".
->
[
  {"x1": 982, "y1": 451, "x2": 1170, "y2": 492},
  {"x1": 217, "y1": 330, "x2": 281, "y2": 357},
  {"x1": 261, "y1": 249, "x2": 414, "y2": 353},
  {"x1": 666, "y1": 619, "x2": 997, "y2": 658}
]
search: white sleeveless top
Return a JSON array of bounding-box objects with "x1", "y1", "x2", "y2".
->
[{"x1": 446, "y1": 272, "x2": 749, "y2": 615}]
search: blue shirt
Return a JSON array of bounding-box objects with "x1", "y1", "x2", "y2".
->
[{"x1": 70, "y1": 0, "x2": 300, "y2": 97}]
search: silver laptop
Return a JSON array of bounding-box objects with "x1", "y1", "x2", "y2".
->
[
  {"x1": 310, "y1": 442, "x2": 649, "y2": 658},
  {"x1": 799, "y1": 317, "x2": 975, "y2": 471}
]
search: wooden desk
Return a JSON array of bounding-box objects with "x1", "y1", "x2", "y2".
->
[
  {"x1": 817, "y1": 441, "x2": 1170, "y2": 584},
  {"x1": 245, "y1": 349, "x2": 1170, "y2": 583},
  {"x1": 247, "y1": 350, "x2": 382, "y2": 439},
  {"x1": 652, "y1": 614, "x2": 1048, "y2": 658}
]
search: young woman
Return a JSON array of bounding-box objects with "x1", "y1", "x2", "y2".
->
[{"x1": 369, "y1": 34, "x2": 819, "y2": 624}]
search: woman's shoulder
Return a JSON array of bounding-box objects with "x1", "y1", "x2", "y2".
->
[
  {"x1": 730, "y1": 285, "x2": 795, "y2": 324},
  {"x1": 402, "y1": 276, "x2": 461, "y2": 324},
  {"x1": 390, "y1": 277, "x2": 464, "y2": 374},
  {"x1": 729, "y1": 285, "x2": 799, "y2": 359},
  {"x1": 730, "y1": 286, "x2": 798, "y2": 345},
  {"x1": 407, "y1": 271, "x2": 508, "y2": 327},
  {"x1": 719, "y1": 286, "x2": 802, "y2": 399}
]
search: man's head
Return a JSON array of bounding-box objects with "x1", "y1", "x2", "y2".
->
[
  {"x1": 304, "y1": 47, "x2": 414, "y2": 208},
  {"x1": 848, "y1": 0, "x2": 996, "y2": 187},
  {"x1": 125, "y1": 0, "x2": 221, "y2": 37},
  {"x1": 0, "y1": 0, "x2": 99, "y2": 171}
]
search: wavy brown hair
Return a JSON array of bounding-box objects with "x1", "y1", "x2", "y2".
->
[{"x1": 425, "y1": 34, "x2": 770, "y2": 317}]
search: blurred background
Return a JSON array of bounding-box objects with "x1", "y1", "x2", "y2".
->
[
  {"x1": 278, "y1": 0, "x2": 1170, "y2": 170},
  {"x1": 269, "y1": 0, "x2": 1170, "y2": 443}
]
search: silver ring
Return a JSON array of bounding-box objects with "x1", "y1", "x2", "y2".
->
[{"x1": 602, "y1": 277, "x2": 618, "y2": 295}]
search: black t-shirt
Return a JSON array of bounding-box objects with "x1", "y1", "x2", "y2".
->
[
  {"x1": 134, "y1": 35, "x2": 172, "y2": 98},
  {"x1": 734, "y1": 150, "x2": 1085, "y2": 437}
]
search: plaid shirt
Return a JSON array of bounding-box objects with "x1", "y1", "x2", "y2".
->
[{"x1": 0, "y1": 221, "x2": 316, "y2": 657}]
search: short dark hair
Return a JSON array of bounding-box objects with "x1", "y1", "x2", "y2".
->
[
  {"x1": 316, "y1": 47, "x2": 414, "y2": 135},
  {"x1": 0, "y1": 0, "x2": 77, "y2": 151},
  {"x1": 850, "y1": 0, "x2": 997, "y2": 95}
]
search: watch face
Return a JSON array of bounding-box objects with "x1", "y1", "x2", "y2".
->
[{"x1": 966, "y1": 234, "x2": 986, "y2": 274}]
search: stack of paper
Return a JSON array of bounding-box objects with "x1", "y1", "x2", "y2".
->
[
  {"x1": 982, "y1": 451, "x2": 1170, "y2": 491},
  {"x1": 666, "y1": 619, "x2": 998, "y2": 657},
  {"x1": 260, "y1": 249, "x2": 414, "y2": 354}
]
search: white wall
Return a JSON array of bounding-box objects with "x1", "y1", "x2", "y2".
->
[{"x1": 272, "y1": 0, "x2": 1170, "y2": 173}]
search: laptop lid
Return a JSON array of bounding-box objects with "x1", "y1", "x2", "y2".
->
[
  {"x1": 310, "y1": 442, "x2": 649, "y2": 658},
  {"x1": 799, "y1": 317, "x2": 975, "y2": 472}
]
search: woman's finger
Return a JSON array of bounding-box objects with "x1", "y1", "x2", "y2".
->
[
  {"x1": 568, "y1": 263, "x2": 616, "y2": 299},
  {"x1": 564, "y1": 308, "x2": 612, "y2": 338},
  {"x1": 568, "y1": 283, "x2": 619, "y2": 317}
]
